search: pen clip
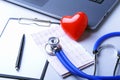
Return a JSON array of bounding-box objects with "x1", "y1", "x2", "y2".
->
[{"x1": 18, "y1": 18, "x2": 51, "y2": 27}]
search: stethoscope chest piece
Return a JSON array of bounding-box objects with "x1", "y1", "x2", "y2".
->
[{"x1": 45, "y1": 37, "x2": 61, "y2": 56}]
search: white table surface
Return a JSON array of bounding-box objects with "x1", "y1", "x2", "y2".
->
[{"x1": 0, "y1": 1, "x2": 120, "y2": 80}]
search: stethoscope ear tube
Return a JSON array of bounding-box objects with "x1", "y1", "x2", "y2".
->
[{"x1": 93, "y1": 44, "x2": 120, "y2": 76}]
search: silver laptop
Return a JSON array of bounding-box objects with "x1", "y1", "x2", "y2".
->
[{"x1": 4, "y1": 0, "x2": 119, "y2": 29}]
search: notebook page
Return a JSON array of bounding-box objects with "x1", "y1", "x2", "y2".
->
[{"x1": 31, "y1": 26, "x2": 94, "y2": 78}]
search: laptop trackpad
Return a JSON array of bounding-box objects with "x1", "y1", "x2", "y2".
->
[{"x1": 20, "y1": 0, "x2": 49, "y2": 7}]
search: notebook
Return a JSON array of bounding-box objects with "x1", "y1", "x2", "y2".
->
[
  {"x1": 31, "y1": 25, "x2": 94, "y2": 78},
  {"x1": 4, "y1": 0, "x2": 119, "y2": 29}
]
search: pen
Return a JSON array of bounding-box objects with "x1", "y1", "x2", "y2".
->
[
  {"x1": 15, "y1": 34, "x2": 25, "y2": 71},
  {"x1": 40, "y1": 60, "x2": 49, "y2": 80}
]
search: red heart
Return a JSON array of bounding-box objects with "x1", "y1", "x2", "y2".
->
[{"x1": 60, "y1": 12, "x2": 88, "y2": 41}]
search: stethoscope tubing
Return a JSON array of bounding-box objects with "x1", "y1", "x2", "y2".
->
[
  {"x1": 93, "y1": 32, "x2": 120, "y2": 52},
  {"x1": 55, "y1": 49, "x2": 120, "y2": 80},
  {"x1": 55, "y1": 50, "x2": 77, "y2": 75},
  {"x1": 56, "y1": 50, "x2": 98, "y2": 80}
]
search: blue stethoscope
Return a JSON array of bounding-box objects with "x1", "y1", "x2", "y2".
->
[{"x1": 45, "y1": 32, "x2": 120, "y2": 80}]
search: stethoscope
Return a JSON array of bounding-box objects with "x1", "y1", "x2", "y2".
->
[{"x1": 45, "y1": 32, "x2": 120, "y2": 80}]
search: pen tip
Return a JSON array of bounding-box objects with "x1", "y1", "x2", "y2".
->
[
  {"x1": 15, "y1": 67, "x2": 19, "y2": 71},
  {"x1": 23, "y1": 34, "x2": 25, "y2": 37}
]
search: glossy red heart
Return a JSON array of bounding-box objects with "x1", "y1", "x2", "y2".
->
[{"x1": 60, "y1": 12, "x2": 88, "y2": 41}]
